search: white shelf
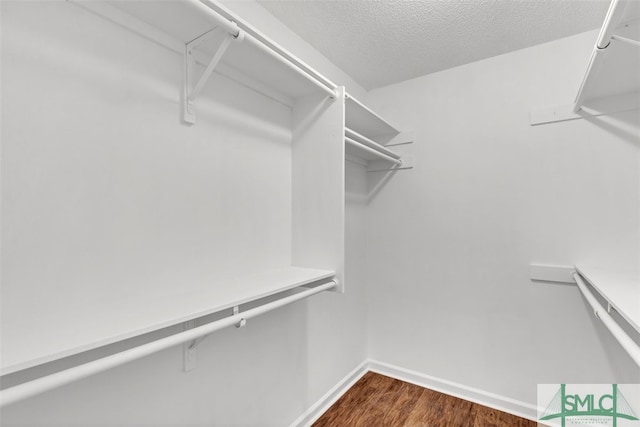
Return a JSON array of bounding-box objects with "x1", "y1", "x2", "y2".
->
[
  {"x1": 575, "y1": 265, "x2": 640, "y2": 333},
  {"x1": 345, "y1": 93, "x2": 400, "y2": 141},
  {"x1": 0, "y1": 267, "x2": 334, "y2": 376},
  {"x1": 530, "y1": 0, "x2": 639, "y2": 125},
  {"x1": 82, "y1": 1, "x2": 334, "y2": 104},
  {"x1": 583, "y1": 24, "x2": 640, "y2": 102},
  {"x1": 577, "y1": 0, "x2": 640, "y2": 105},
  {"x1": 344, "y1": 95, "x2": 413, "y2": 169}
]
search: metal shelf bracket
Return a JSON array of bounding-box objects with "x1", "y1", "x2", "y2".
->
[
  {"x1": 183, "y1": 305, "x2": 246, "y2": 371},
  {"x1": 183, "y1": 26, "x2": 245, "y2": 124},
  {"x1": 183, "y1": 320, "x2": 198, "y2": 372}
]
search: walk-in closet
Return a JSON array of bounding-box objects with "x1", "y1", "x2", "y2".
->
[{"x1": 1, "y1": 0, "x2": 639, "y2": 425}]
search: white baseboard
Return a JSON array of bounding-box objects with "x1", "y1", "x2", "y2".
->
[
  {"x1": 289, "y1": 360, "x2": 369, "y2": 427},
  {"x1": 290, "y1": 358, "x2": 539, "y2": 426},
  {"x1": 368, "y1": 359, "x2": 539, "y2": 422}
]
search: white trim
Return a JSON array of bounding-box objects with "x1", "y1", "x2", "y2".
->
[
  {"x1": 367, "y1": 360, "x2": 539, "y2": 422},
  {"x1": 290, "y1": 359, "x2": 539, "y2": 425},
  {"x1": 530, "y1": 264, "x2": 576, "y2": 284},
  {"x1": 289, "y1": 360, "x2": 369, "y2": 427}
]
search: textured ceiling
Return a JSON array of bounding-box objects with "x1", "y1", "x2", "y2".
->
[{"x1": 257, "y1": 0, "x2": 611, "y2": 89}]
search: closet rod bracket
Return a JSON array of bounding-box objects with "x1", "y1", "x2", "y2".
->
[
  {"x1": 183, "y1": 25, "x2": 245, "y2": 125},
  {"x1": 182, "y1": 305, "x2": 245, "y2": 371},
  {"x1": 233, "y1": 305, "x2": 247, "y2": 328},
  {"x1": 183, "y1": 320, "x2": 198, "y2": 372}
]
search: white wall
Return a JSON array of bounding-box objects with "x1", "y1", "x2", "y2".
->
[
  {"x1": 0, "y1": 1, "x2": 367, "y2": 425},
  {"x1": 364, "y1": 29, "x2": 640, "y2": 408}
]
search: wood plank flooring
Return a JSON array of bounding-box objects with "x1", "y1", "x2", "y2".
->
[{"x1": 312, "y1": 372, "x2": 536, "y2": 427}]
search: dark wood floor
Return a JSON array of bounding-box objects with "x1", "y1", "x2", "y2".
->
[{"x1": 312, "y1": 372, "x2": 536, "y2": 427}]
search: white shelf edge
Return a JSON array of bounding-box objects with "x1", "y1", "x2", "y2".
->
[
  {"x1": 530, "y1": 264, "x2": 640, "y2": 334},
  {"x1": 575, "y1": 265, "x2": 640, "y2": 334},
  {"x1": 346, "y1": 93, "x2": 395, "y2": 126},
  {"x1": 0, "y1": 267, "x2": 335, "y2": 376},
  {"x1": 574, "y1": 0, "x2": 640, "y2": 112},
  {"x1": 345, "y1": 93, "x2": 401, "y2": 138}
]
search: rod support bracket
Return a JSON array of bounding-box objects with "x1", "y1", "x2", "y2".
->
[
  {"x1": 183, "y1": 320, "x2": 198, "y2": 372},
  {"x1": 182, "y1": 27, "x2": 244, "y2": 125},
  {"x1": 233, "y1": 306, "x2": 246, "y2": 328}
]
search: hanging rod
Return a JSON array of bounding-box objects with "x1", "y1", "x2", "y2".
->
[
  {"x1": 345, "y1": 136, "x2": 402, "y2": 166},
  {"x1": 573, "y1": 0, "x2": 628, "y2": 112},
  {"x1": 345, "y1": 128, "x2": 401, "y2": 160},
  {"x1": 0, "y1": 280, "x2": 337, "y2": 407},
  {"x1": 199, "y1": 0, "x2": 337, "y2": 93},
  {"x1": 188, "y1": 0, "x2": 336, "y2": 100},
  {"x1": 611, "y1": 34, "x2": 640, "y2": 47},
  {"x1": 186, "y1": 0, "x2": 240, "y2": 39},
  {"x1": 596, "y1": 0, "x2": 627, "y2": 49},
  {"x1": 573, "y1": 272, "x2": 640, "y2": 367}
]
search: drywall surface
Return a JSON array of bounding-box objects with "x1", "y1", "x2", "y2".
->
[
  {"x1": 1, "y1": 1, "x2": 366, "y2": 425},
  {"x1": 364, "y1": 29, "x2": 640, "y2": 407}
]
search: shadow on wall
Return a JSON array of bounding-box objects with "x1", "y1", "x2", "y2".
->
[
  {"x1": 583, "y1": 109, "x2": 640, "y2": 148},
  {"x1": 367, "y1": 168, "x2": 401, "y2": 203}
]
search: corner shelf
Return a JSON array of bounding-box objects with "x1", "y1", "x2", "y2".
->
[
  {"x1": 530, "y1": 264, "x2": 640, "y2": 366},
  {"x1": 344, "y1": 93, "x2": 413, "y2": 169},
  {"x1": 575, "y1": 0, "x2": 640, "y2": 106},
  {"x1": 345, "y1": 94, "x2": 401, "y2": 142},
  {"x1": 0, "y1": 267, "x2": 335, "y2": 376},
  {"x1": 530, "y1": 0, "x2": 640, "y2": 125},
  {"x1": 575, "y1": 265, "x2": 640, "y2": 333}
]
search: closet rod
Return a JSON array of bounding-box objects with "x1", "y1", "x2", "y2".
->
[
  {"x1": 0, "y1": 280, "x2": 337, "y2": 407},
  {"x1": 611, "y1": 34, "x2": 640, "y2": 48},
  {"x1": 345, "y1": 128, "x2": 401, "y2": 160},
  {"x1": 595, "y1": 0, "x2": 627, "y2": 49},
  {"x1": 573, "y1": 0, "x2": 627, "y2": 112},
  {"x1": 345, "y1": 136, "x2": 403, "y2": 166},
  {"x1": 200, "y1": 0, "x2": 337, "y2": 92},
  {"x1": 573, "y1": 272, "x2": 640, "y2": 367},
  {"x1": 189, "y1": 0, "x2": 336, "y2": 99}
]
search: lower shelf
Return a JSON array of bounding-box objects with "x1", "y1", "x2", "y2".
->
[
  {"x1": 0, "y1": 266, "x2": 335, "y2": 376},
  {"x1": 575, "y1": 265, "x2": 640, "y2": 333}
]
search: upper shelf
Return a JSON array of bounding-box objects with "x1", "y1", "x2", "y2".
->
[
  {"x1": 0, "y1": 267, "x2": 334, "y2": 376},
  {"x1": 575, "y1": 0, "x2": 640, "y2": 107},
  {"x1": 79, "y1": 1, "x2": 336, "y2": 105},
  {"x1": 345, "y1": 94, "x2": 401, "y2": 142},
  {"x1": 530, "y1": 0, "x2": 639, "y2": 125},
  {"x1": 343, "y1": 94, "x2": 413, "y2": 168},
  {"x1": 575, "y1": 265, "x2": 640, "y2": 334}
]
